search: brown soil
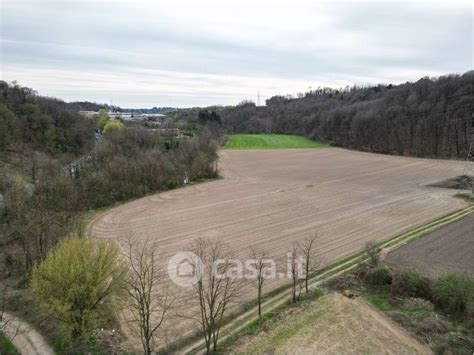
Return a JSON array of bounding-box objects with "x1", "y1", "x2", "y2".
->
[
  {"x1": 428, "y1": 175, "x2": 469, "y2": 189},
  {"x1": 386, "y1": 213, "x2": 474, "y2": 278},
  {"x1": 88, "y1": 148, "x2": 468, "y2": 347},
  {"x1": 231, "y1": 293, "x2": 431, "y2": 354}
]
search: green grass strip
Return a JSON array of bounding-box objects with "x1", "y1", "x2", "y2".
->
[{"x1": 224, "y1": 134, "x2": 329, "y2": 150}]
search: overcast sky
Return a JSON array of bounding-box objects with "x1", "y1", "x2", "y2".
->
[{"x1": 0, "y1": 0, "x2": 472, "y2": 108}]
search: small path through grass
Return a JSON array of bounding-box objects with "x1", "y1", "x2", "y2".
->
[
  {"x1": 1, "y1": 312, "x2": 54, "y2": 355},
  {"x1": 224, "y1": 134, "x2": 329, "y2": 150}
]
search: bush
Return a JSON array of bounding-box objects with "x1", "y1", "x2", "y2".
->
[
  {"x1": 412, "y1": 315, "x2": 450, "y2": 344},
  {"x1": 367, "y1": 266, "x2": 393, "y2": 285},
  {"x1": 0, "y1": 332, "x2": 19, "y2": 355},
  {"x1": 324, "y1": 274, "x2": 358, "y2": 291},
  {"x1": 103, "y1": 120, "x2": 124, "y2": 135},
  {"x1": 391, "y1": 269, "x2": 432, "y2": 300},
  {"x1": 165, "y1": 179, "x2": 177, "y2": 190},
  {"x1": 364, "y1": 241, "x2": 382, "y2": 267},
  {"x1": 355, "y1": 262, "x2": 371, "y2": 281},
  {"x1": 432, "y1": 273, "x2": 474, "y2": 317},
  {"x1": 32, "y1": 238, "x2": 126, "y2": 337},
  {"x1": 54, "y1": 334, "x2": 108, "y2": 355}
]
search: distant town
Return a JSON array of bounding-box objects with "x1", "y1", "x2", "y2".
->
[{"x1": 78, "y1": 110, "x2": 167, "y2": 121}]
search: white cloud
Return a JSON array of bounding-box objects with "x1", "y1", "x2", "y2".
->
[{"x1": 0, "y1": 0, "x2": 472, "y2": 107}]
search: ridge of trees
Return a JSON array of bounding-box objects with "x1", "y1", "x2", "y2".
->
[
  {"x1": 0, "y1": 81, "x2": 96, "y2": 158},
  {"x1": 219, "y1": 71, "x2": 474, "y2": 158}
]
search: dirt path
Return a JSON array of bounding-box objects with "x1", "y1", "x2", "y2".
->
[
  {"x1": 231, "y1": 293, "x2": 431, "y2": 354},
  {"x1": 2, "y1": 312, "x2": 54, "y2": 355},
  {"x1": 88, "y1": 148, "x2": 469, "y2": 348}
]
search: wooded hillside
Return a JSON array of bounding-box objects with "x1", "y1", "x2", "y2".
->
[
  {"x1": 0, "y1": 81, "x2": 96, "y2": 158},
  {"x1": 221, "y1": 72, "x2": 474, "y2": 158}
]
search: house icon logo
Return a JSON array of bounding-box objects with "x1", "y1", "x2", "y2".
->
[
  {"x1": 177, "y1": 258, "x2": 195, "y2": 277},
  {"x1": 168, "y1": 251, "x2": 202, "y2": 287}
]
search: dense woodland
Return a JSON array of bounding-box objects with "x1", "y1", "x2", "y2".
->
[
  {"x1": 0, "y1": 82, "x2": 96, "y2": 159},
  {"x1": 0, "y1": 81, "x2": 219, "y2": 270},
  {"x1": 217, "y1": 72, "x2": 473, "y2": 158}
]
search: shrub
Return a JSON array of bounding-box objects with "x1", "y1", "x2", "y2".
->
[
  {"x1": 367, "y1": 266, "x2": 393, "y2": 285},
  {"x1": 355, "y1": 262, "x2": 371, "y2": 281},
  {"x1": 165, "y1": 179, "x2": 177, "y2": 190},
  {"x1": 0, "y1": 332, "x2": 19, "y2": 355},
  {"x1": 390, "y1": 269, "x2": 432, "y2": 300},
  {"x1": 32, "y1": 238, "x2": 126, "y2": 337},
  {"x1": 364, "y1": 241, "x2": 382, "y2": 267},
  {"x1": 14, "y1": 276, "x2": 31, "y2": 289},
  {"x1": 432, "y1": 273, "x2": 474, "y2": 317},
  {"x1": 324, "y1": 274, "x2": 358, "y2": 291},
  {"x1": 413, "y1": 315, "x2": 450, "y2": 344},
  {"x1": 403, "y1": 297, "x2": 434, "y2": 311},
  {"x1": 103, "y1": 120, "x2": 124, "y2": 135}
]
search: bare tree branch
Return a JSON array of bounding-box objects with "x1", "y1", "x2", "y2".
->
[{"x1": 121, "y1": 237, "x2": 176, "y2": 355}]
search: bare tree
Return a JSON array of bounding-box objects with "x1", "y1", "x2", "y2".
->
[
  {"x1": 189, "y1": 238, "x2": 241, "y2": 354},
  {"x1": 249, "y1": 247, "x2": 270, "y2": 318},
  {"x1": 122, "y1": 238, "x2": 175, "y2": 355},
  {"x1": 298, "y1": 234, "x2": 321, "y2": 294},
  {"x1": 286, "y1": 243, "x2": 304, "y2": 304},
  {"x1": 0, "y1": 285, "x2": 18, "y2": 343},
  {"x1": 364, "y1": 241, "x2": 382, "y2": 267}
]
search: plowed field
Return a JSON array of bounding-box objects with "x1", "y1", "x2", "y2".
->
[{"x1": 88, "y1": 148, "x2": 468, "y2": 346}]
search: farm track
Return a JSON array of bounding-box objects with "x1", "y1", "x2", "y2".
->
[
  {"x1": 87, "y1": 148, "x2": 470, "y2": 349},
  {"x1": 1, "y1": 312, "x2": 54, "y2": 355}
]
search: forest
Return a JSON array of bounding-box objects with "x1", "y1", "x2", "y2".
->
[
  {"x1": 218, "y1": 71, "x2": 474, "y2": 158},
  {"x1": 0, "y1": 81, "x2": 219, "y2": 270}
]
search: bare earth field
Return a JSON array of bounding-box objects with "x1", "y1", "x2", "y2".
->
[
  {"x1": 88, "y1": 148, "x2": 468, "y2": 346},
  {"x1": 386, "y1": 213, "x2": 474, "y2": 278},
  {"x1": 230, "y1": 293, "x2": 431, "y2": 354}
]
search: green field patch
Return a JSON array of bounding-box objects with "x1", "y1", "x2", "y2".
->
[{"x1": 225, "y1": 134, "x2": 329, "y2": 150}]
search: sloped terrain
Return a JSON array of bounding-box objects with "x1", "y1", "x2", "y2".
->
[
  {"x1": 231, "y1": 293, "x2": 430, "y2": 354},
  {"x1": 88, "y1": 148, "x2": 468, "y2": 345}
]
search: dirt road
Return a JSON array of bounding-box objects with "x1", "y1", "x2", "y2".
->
[
  {"x1": 88, "y1": 148, "x2": 468, "y2": 347},
  {"x1": 2, "y1": 312, "x2": 54, "y2": 355}
]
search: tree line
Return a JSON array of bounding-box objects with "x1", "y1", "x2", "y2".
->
[
  {"x1": 219, "y1": 71, "x2": 474, "y2": 158},
  {"x1": 29, "y1": 232, "x2": 322, "y2": 354}
]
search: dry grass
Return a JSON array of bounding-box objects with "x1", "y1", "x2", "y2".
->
[{"x1": 231, "y1": 292, "x2": 430, "y2": 354}]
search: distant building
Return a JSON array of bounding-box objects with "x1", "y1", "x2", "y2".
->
[
  {"x1": 79, "y1": 110, "x2": 166, "y2": 122},
  {"x1": 79, "y1": 110, "x2": 99, "y2": 117}
]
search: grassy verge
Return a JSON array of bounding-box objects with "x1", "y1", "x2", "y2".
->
[
  {"x1": 358, "y1": 282, "x2": 474, "y2": 354},
  {"x1": 219, "y1": 289, "x2": 326, "y2": 352},
  {"x1": 224, "y1": 134, "x2": 329, "y2": 150},
  {"x1": 0, "y1": 332, "x2": 19, "y2": 354},
  {"x1": 456, "y1": 192, "x2": 474, "y2": 203}
]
